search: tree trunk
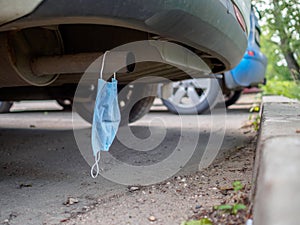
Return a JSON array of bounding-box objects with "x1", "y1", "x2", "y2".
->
[
  {"x1": 272, "y1": 0, "x2": 300, "y2": 81},
  {"x1": 281, "y1": 41, "x2": 300, "y2": 82}
]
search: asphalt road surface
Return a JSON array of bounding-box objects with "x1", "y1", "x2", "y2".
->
[{"x1": 0, "y1": 95, "x2": 257, "y2": 225}]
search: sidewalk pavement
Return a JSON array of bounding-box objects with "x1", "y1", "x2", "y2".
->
[{"x1": 253, "y1": 96, "x2": 300, "y2": 225}]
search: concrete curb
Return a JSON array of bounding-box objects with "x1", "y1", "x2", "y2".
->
[{"x1": 253, "y1": 96, "x2": 300, "y2": 225}]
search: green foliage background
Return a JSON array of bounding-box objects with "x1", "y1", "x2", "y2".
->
[{"x1": 253, "y1": 0, "x2": 300, "y2": 100}]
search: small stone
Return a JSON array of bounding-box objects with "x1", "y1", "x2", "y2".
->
[
  {"x1": 9, "y1": 212, "x2": 17, "y2": 220},
  {"x1": 148, "y1": 216, "x2": 157, "y2": 222},
  {"x1": 82, "y1": 206, "x2": 89, "y2": 211},
  {"x1": 193, "y1": 209, "x2": 199, "y2": 213},
  {"x1": 219, "y1": 186, "x2": 233, "y2": 191},
  {"x1": 60, "y1": 218, "x2": 69, "y2": 223},
  {"x1": 128, "y1": 186, "x2": 140, "y2": 192},
  {"x1": 18, "y1": 183, "x2": 32, "y2": 189},
  {"x1": 64, "y1": 197, "x2": 79, "y2": 206},
  {"x1": 195, "y1": 205, "x2": 202, "y2": 209},
  {"x1": 136, "y1": 198, "x2": 145, "y2": 203}
]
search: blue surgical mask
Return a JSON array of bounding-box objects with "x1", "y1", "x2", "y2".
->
[{"x1": 91, "y1": 53, "x2": 121, "y2": 178}]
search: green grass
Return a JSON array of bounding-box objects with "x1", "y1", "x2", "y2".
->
[
  {"x1": 261, "y1": 80, "x2": 300, "y2": 100},
  {"x1": 181, "y1": 218, "x2": 212, "y2": 225}
]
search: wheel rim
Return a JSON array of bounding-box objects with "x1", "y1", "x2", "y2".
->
[{"x1": 168, "y1": 78, "x2": 212, "y2": 109}]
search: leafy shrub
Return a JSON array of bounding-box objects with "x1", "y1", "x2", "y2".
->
[{"x1": 261, "y1": 80, "x2": 300, "y2": 100}]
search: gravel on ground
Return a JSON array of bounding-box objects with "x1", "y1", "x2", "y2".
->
[{"x1": 63, "y1": 130, "x2": 256, "y2": 225}]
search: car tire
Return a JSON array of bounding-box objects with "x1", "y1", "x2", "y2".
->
[
  {"x1": 162, "y1": 78, "x2": 221, "y2": 115},
  {"x1": 118, "y1": 83, "x2": 156, "y2": 126},
  {"x1": 225, "y1": 90, "x2": 242, "y2": 107},
  {"x1": 0, "y1": 101, "x2": 13, "y2": 113},
  {"x1": 74, "y1": 84, "x2": 156, "y2": 125}
]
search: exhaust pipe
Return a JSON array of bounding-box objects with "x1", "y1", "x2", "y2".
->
[{"x1": 31, "y1": 51, "x2": 136, "y2": 76}]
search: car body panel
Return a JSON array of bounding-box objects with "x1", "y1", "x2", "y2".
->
[
  {"x1": 224, "y1": 9, "x2": 267, "y2": 89},
  {"x1": 0, "y1": 0, "x2": 43, "y2": 25},
  {"x1": 159, "y1": 7, "x2": 266, "y2": 114},
  {"x1": 0, "y1": 0, "x2": 251, "y2": 73}
]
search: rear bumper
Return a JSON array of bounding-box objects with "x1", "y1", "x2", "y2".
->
[
  {"x1": 0, "y1": 0, "x2": 249, "y2": 73},
  {"x1": 225, "y1": 49, "x2": 268, "y2": 89}
]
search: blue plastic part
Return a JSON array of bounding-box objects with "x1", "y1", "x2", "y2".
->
[{"x1": 224, "y1": 9, "x2": 267, "y2": 89}]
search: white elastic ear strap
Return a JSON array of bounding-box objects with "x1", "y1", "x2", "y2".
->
[
  {"x1": 100, "y1": 51, "x2": 117, "y2": 80},
  {"x1": 91, "y1": 151, "x2": 101, "y2": 178},
  {"x1": 100, "y1": 51, "x2": 110, "y2": 80}
]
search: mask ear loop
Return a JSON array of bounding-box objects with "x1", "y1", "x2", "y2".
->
[
  {"x1": 100, "y1": 51, "x2": 117, "y2": 81},
  {"x1": 91, "y1": 151, "x2": 101, "y2": 179},
  {"x1": 100, "y1": 51, "x2": 110, "y2": 80},
  {"x1": 91, "y1": 151, "x2": 101, "y2": 178}
]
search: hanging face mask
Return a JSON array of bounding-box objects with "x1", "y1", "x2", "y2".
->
[{"x1": 91, "y1": 52, "x2": 121, "y2": 178}]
